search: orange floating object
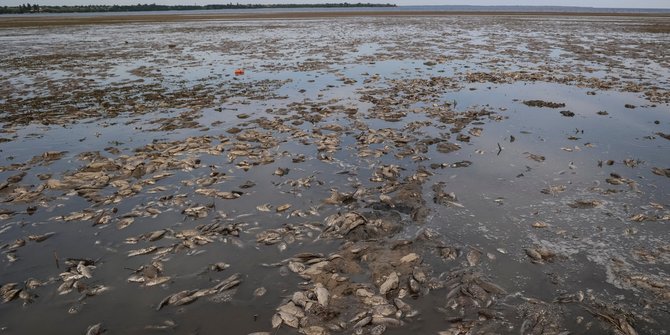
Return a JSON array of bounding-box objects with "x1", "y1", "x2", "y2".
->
[{"x1": 234, "y1": 69, "x2": 244, "y2": 76}]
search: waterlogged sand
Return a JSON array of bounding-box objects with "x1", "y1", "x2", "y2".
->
[{"x1": 0, "y1": 13, "x2": 669, "y2": 335}]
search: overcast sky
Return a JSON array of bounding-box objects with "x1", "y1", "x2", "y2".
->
[{"x1": 4, "y1": 0, "x2": 670, "y2": 8}]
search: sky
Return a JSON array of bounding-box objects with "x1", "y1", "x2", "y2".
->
[{"x1": 3, "y1": 0, "x2": 670, "y2": 8}]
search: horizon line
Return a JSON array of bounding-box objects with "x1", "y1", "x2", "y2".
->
[{"x1": 4, "y1": 3, "x2": 670, "y2": 10}]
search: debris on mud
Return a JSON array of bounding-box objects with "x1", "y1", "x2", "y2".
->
[{"x1": 523, "y1": 100, "x2": 566, "y2": 108}]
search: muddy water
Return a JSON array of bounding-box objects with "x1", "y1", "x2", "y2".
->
[{"x1": 0, "y1": 15, "x2": 669, "y2": 335}]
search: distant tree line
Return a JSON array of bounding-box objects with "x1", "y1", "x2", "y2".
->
[
  {"x1": 3, "y1": 3, "x2": 40, "y2": 13},
  {"x1": 0, "y1": 2, "x2": 396, "y2": 14}
]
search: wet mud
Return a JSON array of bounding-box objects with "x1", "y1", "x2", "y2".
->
[{"x1": 0, "y1": 14, "x2": 669, "y2": 335}]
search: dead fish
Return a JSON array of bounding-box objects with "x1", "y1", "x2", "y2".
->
[
  {"x1": 409, "y1": 278, "x2": 421, "y2": 294},
  {"x1": 400, "y1": 253, "x2": 420, "y2": 264},
  {"x1": 18, "y1": 289, "x2": 33, "y2": 303},
  {"x1": 7, "y1": 239, "x2": 26, "y2": 250},
  {"x1": 84, "y1": 285, "x2": 110, "y2": 297},
  {"x1": 174, "y1": 292, "x2": 204, "y2": 306},
  {"x1": 6, "y1": 253, "x2": 18, "y2": 262},
  {"x1": 117, "y1": 217, "x2": 134, "y2": 229},
  {"x1": 525, "y1": 247, "x2": 555, "y2": 263},
  {"x1": 145, "y1": 229, "x2": 167, "y2": 242},
  {"x1": 353, "y1": 315, "x2": 372, "y2": 329},
  {"x1": 127, "y1": 275, "x2": 145, "y2": 283},
  {"x1": 379, "y1": 272, "x2": 399, "y2": 295},
  {"x1": 86, "y1": 323, "x2": 105, "y2": 335},
  {"x1": 276, "y1": 204, "x2": 292, "y2": 212},
  {"x1": 77, "y1": 262, "x2": 94, "y2": 279},
  {"x1": 276, "y1": 301, "x2": 304, "y2": 328},
  {"x1": 394, "y1": 298, "x2": 411, "y2": 313},
  {"x1": 209, "y1": 262, "x2": 230, "y2": 271},
  {"x1": 256, "y1": 230, "x2": 283, "y2": 245},
  {"x1": 466, "y1": 249, "x2": 482, "y2": 266},
  {"x1": 256, "y1": 204, "x2": 272, "y2": 212},
  {"x1": 183, "y1": 205, "x2": 210, "y2": 218},
  {"x1": 273, "y1": 167, "x2": 289, "y2": 176},
  {"x1": 146, "y1": 186, "x2": 167, "y2": 194},
  {"x1": 125, "y1": 238, "x2": 139, "y2": 246},
  {"x1": 57, "y1": 280, "x2": 75, "y2": 295},
  {"x1": 651, "y1": 167, "x2": 670, "y2": 178},
  {"x1": 476, "y1": 279, "x2": 506, "y2": 294},
  {"x1": 288, "y1": 261, "x2": 305, "y2": 273},
  {"x1": 146, "y1": 207, "x2": 161, "y2": 215},
  {"x1": 157, "y1": 289, "x2": 198, "y2": 310},
  {"x1": 525, "y1": 248, "x2": 543, "y2": 262},
  {"x1": 213, "y1": 273, "x2": 242, "y2": 292},
  {"x1": 616, "y1": 317, "x2": 639, "y2": 335},
  {"x1": 271, "y1": 313, "x2": 283, "y2": 328},
  {"x1": 582, "y1": 305, "x2": 639, "y2": 335},
  {"x1": 25, "y1": 278, "x2": 42, "y2": 290},
  {"x1": 128, "y1": 246, "x2": 158, "y2": 257},
  {"x1": 1, "y1": 283, "x2": 20, "y2": 303},
  {"x1": 93, "y1": 211, "x2": 111, "y2": 226},
  {"x1": 628, "y1": 214, "x2": 650, "y2": 222},
  {"x1": 145, "y1": 277, "x2": 171, "y2": 287},
  {"x1": 27, "y1": 232, "x2": 55, "y2": 242},
  {"x1": 532, "y1": 221, "x2": 549, "y2": 228},
  {"x1": 314, "y1": 283, "x2": 329, "y2": 306}
]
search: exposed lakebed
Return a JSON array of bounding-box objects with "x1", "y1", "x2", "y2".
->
[{"x1": 0, "y1": 14, "x2": 669, "y2": 335}]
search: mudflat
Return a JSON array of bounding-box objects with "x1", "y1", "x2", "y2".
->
[
  {"x1": 0, "y1": 12, "x2": 669, "y2": 335},
  {"x1": 2, "y1": 10, "x2": 670, "y2": 28}
]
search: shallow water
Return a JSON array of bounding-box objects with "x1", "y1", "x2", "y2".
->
[{"x1": 0, "y1": 15, "x2": 669, "y2": 335}]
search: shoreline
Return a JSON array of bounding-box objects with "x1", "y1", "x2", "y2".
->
[{"x1": 2, "y1": 10, "x2": 670, "y2": 28}]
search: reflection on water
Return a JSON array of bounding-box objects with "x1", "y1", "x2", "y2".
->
[{"x1": 0, "y1": 15, "x2": 669, "y2": 335}]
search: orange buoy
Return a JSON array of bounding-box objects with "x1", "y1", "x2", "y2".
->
[{"x1": 234, "y1": 69, "x2": 244, "y2": 76}]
